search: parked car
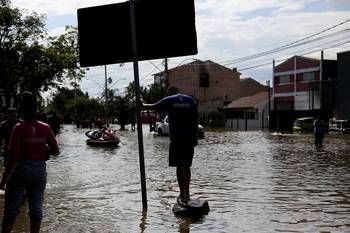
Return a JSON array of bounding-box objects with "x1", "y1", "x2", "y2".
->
[
  {"x1": 329, "y1": 118, "x2": 350, "y2": 133},
  {"x1": 293, "y1": 117, "x2": 315, "y2": 132},
  {"x1": 141, "y1": 110, "x2": 160, "y2": 124},
  {"x1": 155, "y1": 115, "x2": 205, "y2": 138}
]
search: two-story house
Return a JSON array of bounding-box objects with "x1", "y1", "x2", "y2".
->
[{"x1": 272, "y1": 55, "x2": 337, "y2": 130}]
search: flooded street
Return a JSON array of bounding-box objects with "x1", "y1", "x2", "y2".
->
[{"x1": 1, "y1": 124, "x2": 350, "y2": 233}]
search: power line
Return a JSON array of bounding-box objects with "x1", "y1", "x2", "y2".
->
[
  {"x1": 223, "y1": 28, "x2": 350, "y2": 66},
  {"x1": 148, "y1": 60, "x2": 164, "y2": 73},
  {"x1": 157, "y1": 27, "x2": 349, "y2": 71},
  {"x1": 238, "y1": 34, "x2": 350, "y2": 70},
  {"x1": 221, "y1": 18, "x2": 350, "y2": 65},
  {"x1": 83, "y1": 62, "x2": 157, "y2": 78},
  {"x1": 79, "y1": 18, "x2": 350, "y2": 93},
  {"x1": 238, "y1": 40, "x2": 350, "y2": 71}
]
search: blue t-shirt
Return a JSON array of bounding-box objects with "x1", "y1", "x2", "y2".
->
[
  {"x1": 152, "y1": 94, "x2": 198, "y2": 143},
  {"x1": 313, "y1": 119, "x2": 325, "y2": 134}
]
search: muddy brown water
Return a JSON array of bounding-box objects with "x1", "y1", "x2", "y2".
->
[{"x1": 1, "y1": 124, "x2": 349, "y2": 233}]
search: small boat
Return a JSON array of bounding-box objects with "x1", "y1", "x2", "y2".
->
[
  {"x1": 86, "y1": 138, "x2": 120, "y2": 147},
  {"x1": 85, "y1": 128, "x2": 120, "y2": 147}
]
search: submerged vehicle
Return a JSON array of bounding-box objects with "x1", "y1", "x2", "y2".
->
[
  {"x1": 85, "y1": 128, "x2": 120, "y2": 147},
  {"x1": 155, "y1": 115, "x2": 205, "y2": 138},
  {"x1": 293, "y1": 117, "x2": 315, "y2": 132},
  {"x1": 329, "y1": 118, "x2": 350, "y2": 133}
]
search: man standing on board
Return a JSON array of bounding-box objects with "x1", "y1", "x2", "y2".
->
[{"x1": 141, "y1": 86, "x2": 198, "y2": 205}]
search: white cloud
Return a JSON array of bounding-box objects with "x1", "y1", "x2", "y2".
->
[
  {"x1": 48, "y1": 27, "x2": 66, "y2": 37},
  {"x1": 195, "y1": 10, "x2": 350, "y2": 61},
  {"x1": 11, "y1": 0, "x2": 350, "y2": 87},
  {"x1": 11, "y1": 0, "x2": 126, "y2": 16}
]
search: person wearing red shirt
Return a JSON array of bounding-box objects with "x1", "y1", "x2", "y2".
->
[{"x1": 0, "y1": 92, "x2": 59, "y2": 233}]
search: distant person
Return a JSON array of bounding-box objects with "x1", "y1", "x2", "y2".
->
[
  {"x1": 313, "y1": 116, "x2": 326, "y2": 147},
  {"x1": 276, "y1": 115, "x2": 284, "y2": 134},
  {"x1": 131, "y1": 117, "x2": 136, "y2": 131},
  {"x1": 130, "y1": 109, "x2": 136, "y2": 131},
  {"x1": 0, "y1": 107, "x2": 22, "y2": 167},
  {"x1": 141, "y1": 87, "x2": 198, "y2": 205},
  {"x1": 147, "y1": 110, "x2": 156, "y2": 132},
  {"x1": 0, "y1": 91, "x2": 59, "y2": 233},
  {"x1": 47, "y1": 110, "x2": 62, "y2": 136}
]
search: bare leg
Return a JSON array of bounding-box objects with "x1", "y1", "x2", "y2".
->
[
  {"x1": 176, "y1": 167, "x2": 191, "y2": 200},
  {"x1": 176, "y1": 167, "x2": 185, "y2": 200}
]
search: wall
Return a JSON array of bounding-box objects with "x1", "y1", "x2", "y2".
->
[
  {"x1": 167, "y1": 60, "x2": 241, "y2": 114},
  {"x1": 225, "y1": 100, "x2": 269, "y2": 130},
  {"x1": 337, "y1": 51, "x2": 350, "y2": 119}
]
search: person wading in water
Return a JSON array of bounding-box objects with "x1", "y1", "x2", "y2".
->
[{"x1": 0, "y1": 91, "x2": 59, "y2": 233}]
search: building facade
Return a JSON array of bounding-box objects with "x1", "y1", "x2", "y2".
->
[
  {"x1": 272, "y1": 55, "x2": 337, "y2": 130},
  {"x1": 336, "y1": 51, "x2": 350, "y2": 119},
  {"x1": 154, "y1": 60, "x2": 241, "y2": 122},
  {"x1": 224, "y1": 92, "x2": 270, "y2": 130},
  {"x1": 240, "y1": 77, "x2": 269, "y2": 97}
]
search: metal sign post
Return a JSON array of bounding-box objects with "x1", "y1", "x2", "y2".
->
[
  {"x1": 129, "y1": 0, "x2": 147, "y2": 210},
  {"x1": 77, "y1": 0, "x2": 198, "y2": 211}
]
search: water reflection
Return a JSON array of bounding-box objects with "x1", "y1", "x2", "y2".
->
[
  {"x1": 176, "y1": 216, "x2": 206, "y2": 233},
  {"x1": 139, "y1": 210, "x2": 147, "y2": 233},
  {"x1": 0, "y1": 125, "x2": 349, "y2": 232}
]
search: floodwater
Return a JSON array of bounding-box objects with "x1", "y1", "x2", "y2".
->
[{"x1": 1, "y1": 124, "x2": 350, "y2": 233}]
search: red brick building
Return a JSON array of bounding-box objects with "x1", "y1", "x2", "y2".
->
[
  {"x1": 240, "y1": 78, "x2": 269, "y2": 98},
  {"x1": 154, "y1": 59, "x2": 241, "y2": 117},
  {"x1": 272, "y1": 55, "x2": 337, "y2": 130}
]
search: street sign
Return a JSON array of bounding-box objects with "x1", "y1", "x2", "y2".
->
[{"x1": 77, "y1": 0, "x2": 197, "y2": 67}]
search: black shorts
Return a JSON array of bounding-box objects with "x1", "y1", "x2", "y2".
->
[{"x1": 169, "y1": 141, "x2": 194, "y2": 167}]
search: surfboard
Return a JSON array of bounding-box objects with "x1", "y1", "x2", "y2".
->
[{"x1": 172, "y1": 199, "x2": 210, "y2": 216}]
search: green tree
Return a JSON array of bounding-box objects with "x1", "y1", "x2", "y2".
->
[
  {"x1": 109, "y1": 95, "x2": 133, "y2": 130},
  {"x1": 125, "y1": 81, "x2": 147, "y2": 100},
  {"x1": 0, "y1": 2, "x2": 83, "y2": 108},
  {"x1": 67, "y1": 96, "x2": 104, "y2": 125},
  {"x1": 125, "y1": 81, "x2": 165, "y2": 103},
  {"x1": 48, "y1": 87, "x2": 87, "y2": 121},
  {"x1": 142, "y1": 83, "x2": 166, "y2": 103}
]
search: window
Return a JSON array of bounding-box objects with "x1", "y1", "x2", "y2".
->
[
  {"x1": 247, "y1": 112, "x2": 255, "y2": 119},
  {"x1": 239, "y1": 112, "x2": 256, "y2": 119},
  {"x1": 200, "y1": 73, "x2": 209, "y2": 87},
  {"x1": 303, "y1": 72, "x2": 315, "y2": 82},
  {"x1": 279, "y1": 75, "x2": 290, "y2": 84}
]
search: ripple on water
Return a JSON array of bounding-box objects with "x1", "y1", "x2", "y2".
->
[{"x1": 4, "y1": 125, "x2": 350, "y2": 233}]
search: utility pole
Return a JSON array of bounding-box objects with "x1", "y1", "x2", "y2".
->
[
  {"x1": 224, "y1": 94, "x2": 228, "y2": 128},
  {"x1": 164, "y1": 57, "x2": 168, "y2": 72},
  {"x1": 104, "y1": 65, "x2": 108, "y2": 103},
  {"x1": 164, "y1": 58, "x2": 169, "y2": 92},
  {"x1": 320, "y1": 50, "x2": 324, "y2": 115},
  {"x1": 104, "y1": 65, "x2": 109, "y2": 123},
  {"x1": 267, "y1": 80, "x2": 271, "y2": 130},
  {"x1": 271, "y1": 59, "x2": 275, "y2": 130}
]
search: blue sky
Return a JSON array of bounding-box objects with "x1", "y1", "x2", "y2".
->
[{"x1": 11, "y1": 0, "x2": 350, "y2": 98}]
